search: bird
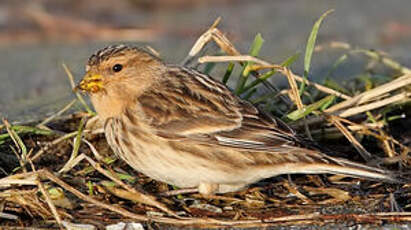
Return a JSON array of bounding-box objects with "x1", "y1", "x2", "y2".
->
[{"x1": 76, "y1": 44, "x2": 397, "y2": 195}]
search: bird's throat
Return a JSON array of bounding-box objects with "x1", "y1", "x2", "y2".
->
[{"x1": 90, "y1": 93, "x2": 130, "y2": 121}]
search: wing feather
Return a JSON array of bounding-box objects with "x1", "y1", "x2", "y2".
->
[{"x1": 137, "y1": 66, "x2": 296, "y2": 149}]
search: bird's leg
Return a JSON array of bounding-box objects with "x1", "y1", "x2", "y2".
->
[
  {"x1": 198, "y1": 183, "x2": 219, "y2": 195},
  {"x1": 159, "y1": 183, "x2": 241, "y2": 197}
]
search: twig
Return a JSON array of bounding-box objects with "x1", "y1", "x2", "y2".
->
[
  {"x1": 36, "y1": 175, "x2": 63, "y2": 228},
  {"x1": 326, "y1": 73, "x2": 411, "y2": 113},
  {"x1": 283, "y1": 68, "x2": 314, "y2": 140},
  {"x1": 82, "y1": 139, "x2": 103, "y2": 161},
  {"x1": 328, "y1": 115, "x2": 372, "y2": 160},
  {"x1": 337, "y1": 92, "x2": 410, "y2": 117},
  {"x1": 182, "y1": 17, "x2": 223, "y2": 66},
  {"x1": 160, "y1": 188, "x2": 198, "y2": 197},
  {"x1": 309, "y1": 122, "x2": 384, "y2": 137},
  {"x1": 28, "y1": 159, "x2": 63, "y2": 229},
  {"x1": 80, "y1": 155, "x2": 178, "y2": 218},
  {"x1": 39, "y1": 169, "x2": 149, "y2": 222},
  {"x1": 31, "y1": 131, "x2": 79, "y2": 162},
  {"x1": 38, "y1": 99, "x2": 76, "y2": 127},
  {"x1": 284, "y1": 67, "x2": 303, "y2": 109},
  {"x1": 59, "y1": 118, "x2": 85, "y2": 173},
  {"x1": 2, "y1": 118, "x2": 28, "y2": 173}
]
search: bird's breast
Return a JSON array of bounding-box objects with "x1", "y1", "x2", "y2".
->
[{"x1": 90, "y1": 93, "x2": 128, "y2": 121}]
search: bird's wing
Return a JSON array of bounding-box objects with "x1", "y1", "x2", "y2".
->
[{"x1": 136, "y1": 66, "x2": 296, "y2": 149}]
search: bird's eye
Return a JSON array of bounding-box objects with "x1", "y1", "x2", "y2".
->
[{"x1": 112, "y1": 64, "x2": 123, "y2": 72}]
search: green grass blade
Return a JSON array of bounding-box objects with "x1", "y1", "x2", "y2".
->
[
  {"x1": 87, "y1": 181, "x2": 94, "y2": 195},
  {"x1": 300, "y1": 9, "x2": 334, "y2": 95},
  {"x1": 282, "y1": 52, "x2": 301, "y2": 68},
  {"x1": 324, "y1": 54, "x2": 347, "y2": 79},
  {"x1": 203, "y1": 62, "x2": 217, "y2": 75},
  {"x1": 358, "y1": 73, "x2": 373, "y2": 91},
  {"x1": 0, "y1": 125, "x2": 53, "y2": 145},
  {"x1": 9, "y1": 127, "x2": 27, "y2": 158},
  {"x1": 304, "y1": 9, "x2": 334, "y2": 78},
  {"x1": 320, "y1": 95, "x2": 336, "y2": 110},
  {"x1": 222, "y1": 62, "x2": 235, "y2": 84},
  {"x1": 249, "y1": 34, "x2": 264, "y2": 56},
  {"x1": 250, "y1": 91, "x2": 279, "y2": 104},
  {"x1": 323, "y1": 78, "x2": 351, "y2": 96},
  {"x1": 287, "y1": 95, "x2": 335, "y2": 121},
  {"x1": 116, "y1": 172, "x2": 136, "y2": 183},
  {"x1": 235, "y1": 33, "x2": 264, "y2": 94},
  {"x1": 67, "y1": 118, "x2": 85, "y2": 165},
  {"x1": 242, "y1": 70, "x2": 275, "y2": 94},
  {"x1": 243, "y1": 88, "x2": 257, "y2": 100}
]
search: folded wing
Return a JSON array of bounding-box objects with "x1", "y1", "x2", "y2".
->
[{"x1": 137, "y1": 66, "x2": 296, "y2": 149}]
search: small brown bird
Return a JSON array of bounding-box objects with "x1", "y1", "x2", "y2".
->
[{"x1": 77, "y1": 45, "x2": 396, "y2": 194}]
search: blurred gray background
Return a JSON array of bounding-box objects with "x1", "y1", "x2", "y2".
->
[{"x1": 1, "y1": 0, "x2": 410, "y2": 121}]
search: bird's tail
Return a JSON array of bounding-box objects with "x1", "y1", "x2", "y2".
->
[
  {"x1": 291, "y1": 137, "x2": 403, "y2": 183},
  {"x1": 260, "y1": 146, "x2": 402, "y2": 183},
  {"x1": 308, "y1": 155, "x2": 398, "y2": 182}
]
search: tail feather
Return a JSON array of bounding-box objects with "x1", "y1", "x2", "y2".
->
[{"x1": 265, "y1": 146, "x2": 400, "y2": 183}]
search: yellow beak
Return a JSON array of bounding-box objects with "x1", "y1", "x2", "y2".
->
[{"x1": 75, "y1": 73, "x2": 104, "y2": 93}]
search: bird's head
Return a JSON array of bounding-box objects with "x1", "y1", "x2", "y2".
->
[{"x1": 76, "y1": 45, "x2": 165, "y2": 95}]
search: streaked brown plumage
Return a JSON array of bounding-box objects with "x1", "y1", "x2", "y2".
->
[{"x1": 77, "y1": 45, "x2": 396, "y2": 194}]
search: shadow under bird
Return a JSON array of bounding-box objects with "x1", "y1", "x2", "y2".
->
[{"x1": 76, "y1": 44, "x2": 399, "y2": 194}]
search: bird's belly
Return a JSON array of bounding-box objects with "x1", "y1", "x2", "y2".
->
[
  {"x1": 107, "y1": 133, "x2": 235, "y2": 188},
  {"x1": 122, "y1": 143, "x2": 228, "y2": 188}
]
